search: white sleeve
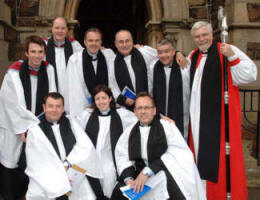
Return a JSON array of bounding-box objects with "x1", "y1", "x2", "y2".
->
[
  {"x1": 25, "y1": 126, "x2": 71, "y2": 198},
  {"x1": 74, "y1": 109, "x2": 92, "y2": 129},
  {"x1": 229, "y1": 45, "x2": 257, "y2": 85},
  {"x1": 138, "y1": 46, "x2": 158, "y2": 66},
  {"x1": 66, "y1": 119, "x2": 102, "y2": 179},
  {"x1": 180, "y1": 67, "x2": 190, "y2": 140},
  {"x1": 160, "y1": 120, "x2": 206, "y2": 200},
  {"x1": 117, "y1": 108, "x2": 138, "y2": 130},
  {"x1": 138, "y1": 46, "x2": 158, "y2": 96},
  {"x1": 115, "y1": 126, "x2": 135, "y2": 176},
  {"x1": 0, "y1": 72, "x2": 39, "y2": 134},
  {"x1": 72, "y1": 40, "x2": 84, "y2": 53},
  {"x1": 66, "y1": 51, "x2": 92, "y2": 117},
  {"x1": 47, "y1": 64, "x2": 58, "y2": 92},
  {"x1": 108, "y1": 58, "x2": 122, "y2": 100},
  {"x1": 148, "y1": 59, "x2": 158, "y2": 96}
]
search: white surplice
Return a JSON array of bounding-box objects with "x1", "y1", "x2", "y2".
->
[
  {"x1": 115, "y1": 119, "x2": 206, "y2": 200},
  {"x1": 0, "y1": 61, "x2": 57, "y2": 168},
  {"x1": 76, "y1": 108, "x2": 137, "y2": 198},
  {"x1": 44, "y1": 39, "x2": 83, "y2": 108},
  {"x1": 188, "y1": 45, "x2": 257, "y2": 162},
  {"x1": 25, "y1": 117, "x2": 102, "y2": 200},
  {"x1": 66, "y1": 48, "x2": 115, "y2": 117},
  {"x1": 109, "y1": 46, "x2": 158, "y2": 104},
  {"x1": 150, "y1": 59, "x2": 190, "y2": 140}
]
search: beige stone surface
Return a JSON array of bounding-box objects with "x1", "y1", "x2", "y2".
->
[
  {"x1": 233, "y1": 3, "x2": 249, "y2": 23},
  {"x1": 0, "y1": 25, "x2": 4, "y2": 40},
  {"x1": 0, "y1": 0, "x2": 11, "y2": 24},
  {"x1": 188, "y1": 0, "x2": 206, "y2": 6},
  {"x1": 0, "y1": 41, "x2": 11, "y2": 85}
]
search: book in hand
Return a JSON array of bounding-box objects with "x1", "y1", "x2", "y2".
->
[
  {"x1": 120, "y1": 171, "x2": 169, "y2": 200},
  {"x1": 66, "y1": 164, "x2": 86, "y2": 196},
  {"x1": 120, "y1": 184, "x2": 151, "y2": 200},
  {"x1": 122, "y1": 86, "x2": 136, "y2": 100},
  {"x1": 86, "y1": 97, "x2": 93, "y2": 105}
]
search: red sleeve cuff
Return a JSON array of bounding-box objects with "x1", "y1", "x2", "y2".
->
[{"x1": 229, "y1": 58, "x2": 240, "y2": 67}]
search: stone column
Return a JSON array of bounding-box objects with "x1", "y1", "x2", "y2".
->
[
  {"x1": 145, "y1": 21, "x2": 163, "y2": 48},
  {"x1": 161, "y1": 0, "x2": 193, "y2": 54},
  {"x1": 64, "y1": 0, "x2": 81, "y2": 38},
  {"x1": 225, "y1": 0, "x2": 260, "y2": 85}
]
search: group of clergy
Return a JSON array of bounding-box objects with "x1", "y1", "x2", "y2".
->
[{"x1": 0, "y1": 16, "x2": 257, "y2": 200}]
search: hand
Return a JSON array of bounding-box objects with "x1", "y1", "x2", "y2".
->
[
  {"x1": 126, "y1": 178, "x2": 135, "y2": 187},
  {"x1": 100, "y1": 46, "x2": 105, "y2": 50},
  {"x1": 132, "y1": 172, "x2": 148, "y2": 193},
  {"x1": 176, "y1": 52, "x2": 188, "y2": 68},
  {"x1": 161, "y1": 115, "x2": 175, "y2": 124},
  {"x1": 20, "y1": 131, "x2": 27, "y2": 143},
  {"x1": 134, "y1": 44, "x2": 144, "y2": 49},
  {"x1": 125, "y1": 98, "x2": 135, "y2": 106},
  {"x1": 220, "y1": 43, "x2": 235, "y2": 58}
]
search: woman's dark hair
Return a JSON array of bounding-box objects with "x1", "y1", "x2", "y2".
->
[{"x1": 91, "y1": 84, "x2": 116, "y2": 110}]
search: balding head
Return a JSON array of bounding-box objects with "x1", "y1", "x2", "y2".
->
[
  {"x1": 114, "y1": 30, "x2": 134, "y2": 56},
  {"x1": 52, "y1": 17, "x2": 68, "y2": 43}
]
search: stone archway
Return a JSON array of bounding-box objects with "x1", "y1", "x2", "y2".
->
[{"x1": 63, "y1": 0, "x2": 163, "y2": 48}]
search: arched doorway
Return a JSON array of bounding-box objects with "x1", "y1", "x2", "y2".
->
[{"x1": 75, "y1": 0, "x2": 148, "y2": 51}]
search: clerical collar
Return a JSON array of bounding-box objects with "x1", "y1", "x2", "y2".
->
[
  {"x1": 164, "y1": 62, "x2": 173, "y2": 68},
  {"x1": 99, "y1": 107, "x2": 111, "y2": 116},
  {"x1": 54, "y1": 40, "x2": 65, "y2": 48},
  {"x1": 29, "y1": 66, "x2": 40, "y2": 72},
  {"x1": 87, "y1": 50, "x2": 98, "y2": 61},
  {"x1": 140, "y1": 122, "x2": 151, "y2": 127},
  {"x1": 201, "y1": 50, "x2": 208, "y2": 55}
]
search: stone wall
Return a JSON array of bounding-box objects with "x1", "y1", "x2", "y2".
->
[{"x1": 0, "y1": 0, "x2": 15, "y2": 83}]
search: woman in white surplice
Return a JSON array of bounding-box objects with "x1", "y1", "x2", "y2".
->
[{"x1": 76, "y1": 85, "x2": 137, "y2": 199}]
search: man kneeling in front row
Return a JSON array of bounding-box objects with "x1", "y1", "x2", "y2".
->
[
  {"x1": 111, "y1": 92, "x2": 206, "y2": 200},
  {"x1": 25, "y1": 92, "x2": 102, "y2": 200}
]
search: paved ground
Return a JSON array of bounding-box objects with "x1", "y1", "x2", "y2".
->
[{"x1": 0, "y1": 138, "x2": 259, "y2": 200}]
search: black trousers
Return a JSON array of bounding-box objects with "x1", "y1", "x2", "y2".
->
[
  {"x1": 110, "y1": 170, "x2": 186, "y2": 200},
  {"x1": 0, "y1": 163, "x2": 28, "y2": 200}
]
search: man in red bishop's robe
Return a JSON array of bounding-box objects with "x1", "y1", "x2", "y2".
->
[{"x1": 187, "y1": 21, "x2": 257, "y2": 200}]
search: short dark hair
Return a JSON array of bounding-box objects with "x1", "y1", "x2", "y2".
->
[
  {"x1": 157, "y1": 38, "x2": 175, "y2": 50},
  {"x1": 135, "y1": 92, "x2": 155, "y2": 107},
  {"x1": 25, "y1": 35, "x2": 46, "y2": 53},
  {"x1": 44, "y1": 92, "x2": 64, "y2": 105},
  {"x1": 91, "y1": 85, "x2": 116, "y2": 110},
  {"x1": 84, "y1": 27, "x2": 103, "y2": 40}
]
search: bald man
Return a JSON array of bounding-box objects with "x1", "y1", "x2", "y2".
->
[
  {"x1": 109, "y1": 30, "x2": 158, "y2": 111},
  {"x1": 44, "y1": 17, "x2": 83, "y2": 108}
]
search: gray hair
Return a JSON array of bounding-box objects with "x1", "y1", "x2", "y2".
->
[
  {"x1": 157, "y1": 39, "x2": 175, "y2": 50},
  {"x1": 191, "y1": 21, "x2": 213, "y2": 36}
]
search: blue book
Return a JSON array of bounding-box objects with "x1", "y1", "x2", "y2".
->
[
  {"x1": 87, "y1": 97, "x2": 93, "y2": 105},
  {"x1": 122, "y1": 86, "x2": 136, "y2": 100},
  {"x1": 122, "y1": 185, "x2": 151, "y2": 200},
  {"x1": 37, "y1": 112, "x2": 45, "y2": 120}
]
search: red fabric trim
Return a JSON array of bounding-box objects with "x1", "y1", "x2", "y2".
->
[
  {"x1": 195, "y1": 52, "x2": 202, "y2": 70},
  {"x1": 29, "y1": 70, "x2": 38, "y2": 76},
  {"x1": 43, "y1": 61, "x2": 49, "y2": 67},
  {"x1": 189, "y1": 48, "x2": 199, "y2": 60},
  {"x1": 66, "y1": 36, "x2": 74, "y2": 43},
  {"x1": 188, "y1": 123, "x2": 196, "y2": 163},
  {"x1": 54, "y1": 43, "x2": 65, "y2": 48},
  {"x1": 8, "y1": 61, "x2": 22, "y2": 71},
  {"x1": 229, "y1": 58, "x2": 240, "y2": 67},
  {"x1": 206, "y1": 42, "x2": 247, "y2": 200}
]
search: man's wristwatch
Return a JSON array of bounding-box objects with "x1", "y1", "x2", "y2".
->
[{"x1": 142, "y1": 167, "x2": 150, "y2": 176}]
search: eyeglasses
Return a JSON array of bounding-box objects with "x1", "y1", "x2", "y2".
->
[{"x1": 135, "y1": 105, "x2": 154, "y2": 112}]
